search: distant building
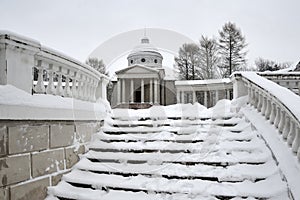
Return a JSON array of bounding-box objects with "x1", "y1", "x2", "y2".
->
[
  {"x1": 294, "y1": 62, "x2": 300, "y2": 71},
  {"x1": 110, "y1": 37, "x2": 233, "y2": 109},
  {"x1": 110, "y1": 37, "x2": 176, "y2": 109}
]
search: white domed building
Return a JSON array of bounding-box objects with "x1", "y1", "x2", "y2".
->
[
  {"x1": 110, "y1": 36, "x2": 233, "y2": 109},
  {"x1": 110, "y1": 37, "x2": 177, "y2": 108}
]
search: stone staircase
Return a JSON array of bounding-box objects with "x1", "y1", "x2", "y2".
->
[{"x1": 46, "y1": 111, "x2": 290, "y2": 199}]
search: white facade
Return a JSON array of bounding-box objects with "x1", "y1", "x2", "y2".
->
[
  {"x1": 110, "y1": 37, "x2": 233, "y2": 108},
  {"x1": 111, "y1": 37, "x2": 176, "y2": 108}
]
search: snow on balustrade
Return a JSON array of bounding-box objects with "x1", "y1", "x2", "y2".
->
[
  {"x1": 0, "y1": 31, "x2": 109, "y2": 103},
  {"x1": 233, "y1": 72, "x2": 300, "y2": 160},
  {"x1": 0, "y1": 31, "x2": 110, "y2": 120},
  {"x1": 33, "y1": 46, "x2": 108, "y2": 102},
  {"x1": 259, "y1": 72, "x2": 300, "y2": 95}
]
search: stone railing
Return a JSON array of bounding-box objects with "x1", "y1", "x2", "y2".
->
[
  {"x1": 259, "y1": 72, "x2": 300, "y2": 95},
  {"x1": 232, "y1": 72, "x2": 300, "y2": 161},
  {"x1": 0, "y1": 31, "x2": 110, "y2": 200},
  {"x1": 175, "y1": 79, "x2": 233, "y2": 107},
  {"x1": 0, "y1": 31, "x2": 109, "y2": 102}
]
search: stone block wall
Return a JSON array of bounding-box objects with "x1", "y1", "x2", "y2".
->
[{"x1": 0, "y1": 120, "x2": 102, "y2": 200}]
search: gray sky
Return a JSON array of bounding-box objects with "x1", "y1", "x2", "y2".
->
[{"x1": 1, "y1": 0, "x2": 299, "y2": 68}]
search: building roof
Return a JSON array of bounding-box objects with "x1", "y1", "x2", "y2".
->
[{"x1": 175, "y1": 78, "x2": 231, "y2": 85}]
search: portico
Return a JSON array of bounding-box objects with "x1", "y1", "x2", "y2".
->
[
  {"x1": 110, "y1": 36, "x2": 170, "y2": 109},
  {"x1": 115, "y1": 65, "x2": 163, "y2": 108}
]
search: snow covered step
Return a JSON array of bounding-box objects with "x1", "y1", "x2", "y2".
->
[
  {"x1": 75, "y1": 157, "x2": 278, "y2": 182},
  {"x1": 111, "y1": 113, "x2": 236, "y2": 121},
  {"x1": 88, "y1": 137, "x2": 265, "y2": 153},
  {"x1": 109, "y1": 117, "x2": 241, "y2": 127},
  {"x1": 96, "y1": 128, "x2": 255, "y2": 143},
  {"x1": 84, "y1": 150, "x2": 271, "y2": 165},
  {"x1": 102, "y1": 121, "x2": 251, "y2": 135},
  {"x1": 61, "y1": 169, "x2": 288, "y2": 199},
  {"x1": 48, "y1": 181, "x2": 236, "y2": 200}
]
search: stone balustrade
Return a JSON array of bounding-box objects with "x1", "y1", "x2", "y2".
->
[
  {"x1": 232, "y1": 72, "x2": 300, "y2": 161},
  {"x1": 0, "y1": 31, "x2": 109, "y2": 102},
  {"x1": 175, "y1": 79, "x2": 233, "y2": 107},
  {"x1": 259, "y1": 72, "x2": 300, "y2": 95},
  {"x1": 0, "y1": 31, "x2": 109, "y2": 200}
]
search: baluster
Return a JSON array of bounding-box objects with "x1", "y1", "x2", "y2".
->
[
  {"x1": 282, "y1": 116, "x2": 290, "y2": 139},
  {"x1": 257, "y1": 92, "x2": 263, "y2": 112},
  {"x1": 247, "y1": 85, "x2": 251, "y2": 104},
  {"x1": 83, "y1": 76, "x2": 88, "y2": 100},
  {"x1": 253, "y1": 90, "x2": 259, "y2": 108},
  {"x1": 82, "y1": 75, "x2": 87, "y2": 100},
  {"x1": 292, "y1": 126, "x2": 300, "y2": 153},
  {"x1": 251, "y1": 88, "x2": 255, "y2": 106},
  {"x1": 46, "y1": 64, "x2": 56, "y2": 95},
  {"x1": 288, "y1": 120, "x2": 296, "y2": 146},
  {"x1": 34, "y1": 60, "x2": 46, "y2": 93},
  {"x1": 91, "y1": 79, "x2": 97, "y2": 102},
  {"x1": 56, "y1": 67, "x2": 64, "y2": 96},
  {"x1": 269, "y1": 103, "x2": 276, "y2": 124},
  {"x1": 265, "y1": 98, "x2": 272, "y2": 120},
  {"x1": 261, "y1": 96, "x2": 267, "y2": 116},
  {"x1": 274, "y1": 106, "x2": 281, "y2": 128},
  {"x1": 64, "y1": 69, "x2": 72, "y2": 97},
  {"x1": 85, "y1": 77, "x2": 90, "y2": 101},
  {"x1": 278, "y1": 111, "x2": 286, "y2": 134},
  {"x1": 87, "y1": 77, "x2": 92, "y2": 101},
  {"x1": 71, "y1": 72, "x2": 77, "y2": 98},
  {"x1": 77, "y1": 74, "x2": 83, "y2": 100}
]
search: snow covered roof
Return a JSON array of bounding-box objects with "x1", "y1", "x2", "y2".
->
[
  {"x1": 115, "y1": 64, "x2": 159, "y2": 74},
  {"x1": 175, "y1": 78, "x2": 231, "y2": 85},
  {"x1": 128, "y1": 36, "x2": 162, "y2": 57}
]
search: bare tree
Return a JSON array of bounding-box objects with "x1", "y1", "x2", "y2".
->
[
  {"x1": 198, "y1": 36, "x2": 220, "y2": 79},
  {"x1": 86, "y1": 57, "x2": 107, "y2": 75},
  {"x1": 218, "y1": 22, "x2": 248, "y2": 77},
  {"x1": 175, "y1": 43, "x2": 200, "y2": 80},
  {"x1": 255, "y1": 57, "x2": 292, "y2": 72}
]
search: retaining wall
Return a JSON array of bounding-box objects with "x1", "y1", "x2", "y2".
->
[{"x1": 0, "y1": 120, "x2": 103, "y2": 200}]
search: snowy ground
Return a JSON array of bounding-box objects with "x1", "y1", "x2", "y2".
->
[
  {"x1": 46, "y1": 98, "x2": 293, "y2": 200},
  {"x1": 0, "y1": 85, "x2": 109, "y2": 120}
]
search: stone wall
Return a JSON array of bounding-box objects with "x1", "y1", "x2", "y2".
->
[{"x1": 0, "y1": 120, "x2": 103, "y2": 200}]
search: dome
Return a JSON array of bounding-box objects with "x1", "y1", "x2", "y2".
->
[{"x1": 127, "y1": 37, "x2": 163, "y2": 68}]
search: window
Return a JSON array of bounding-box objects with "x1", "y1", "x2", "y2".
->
[
  {"x1": 141, "y1": 58, "x2": 146, "y2": 62},
  {"x1": 130, "y1": 60, "x2": 133, "y2": 64},
  {"x1": 154, "y1": 59, "x2": 157, "y2": 63}
]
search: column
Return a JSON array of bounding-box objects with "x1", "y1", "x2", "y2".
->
[
  {"x1": 204, "y1": 91, "x2": 208, "y2": 107},
  {"x1": 181, "y1": 91, "x2": 185, "y2": 104},
  {"x1": 226, "y1": 89, "x2": 231, "y2": 99},
  {"x1": 149, "y1": 79, "x2": 153, "y2": 103},
  {"x1": 192, "y1": 91, "x2": 196, "y2": 103},
  {"x1": 216, "y1": 90, "x2": 219, "y2": 102},
  {"x1": 122, "y1": 79, "x2": 125, "y2": 103},
  {"x1": 117, "y1": 79, "x2": 121, "y2": 104},
  {"x1": 176, "y1": 90, "x2": 180, "y2": 103},
  {"x1": 154, "y1": 79, "x2": 158, "y2": 104},
  {"x1": 141, "y1": 79, "x2": 144, "y2": 103},
  {"x1": 130, "y1": 79, "x2": 134, "y2": 103}
]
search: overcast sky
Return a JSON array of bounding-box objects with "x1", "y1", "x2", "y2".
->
[{"x1": 1, "y1": 0, "x2": 299, "y2": 69}]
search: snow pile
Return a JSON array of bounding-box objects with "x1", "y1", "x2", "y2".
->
[
  {"x1": 112, "y1": 100, "x2": 238, "y2": 120},
  {"x1": 0, "y1": 85, "x2": 109, "y2": 119}
]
